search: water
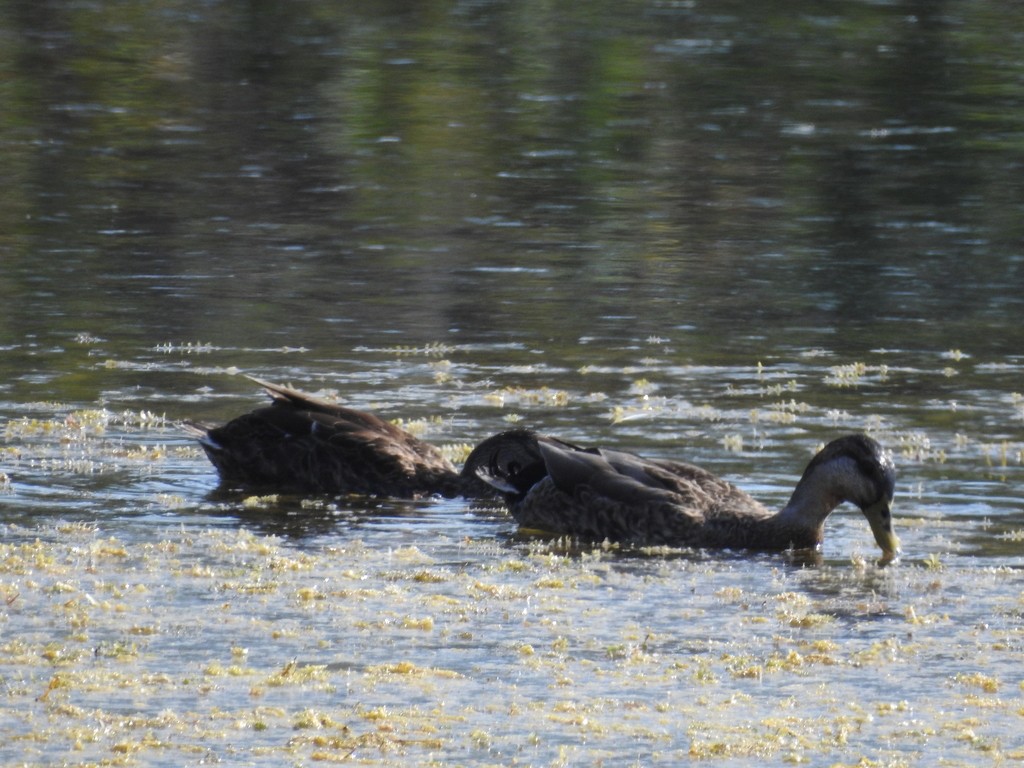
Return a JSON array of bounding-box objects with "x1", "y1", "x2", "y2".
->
[{"x1": 1, "y1": 1, "x2": 1023, "y2": 765}]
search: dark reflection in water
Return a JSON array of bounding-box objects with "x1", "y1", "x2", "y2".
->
[
  {"x1": 192, "y1": 490, "x2": 508, "y2": 542},
  {"x1": 2, "y1": 0, "x2": 1022, "y2": 374}
]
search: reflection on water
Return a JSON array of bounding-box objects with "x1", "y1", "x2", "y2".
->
[
  {"x1": 2, "y1": 1, "x2": 1022, "y2": 366},
  {"x1": 1, "y1": 1, "x2": 1023, "y2": 766}
]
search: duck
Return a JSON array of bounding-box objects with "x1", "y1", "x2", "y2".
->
[
  {"x1": 462, "y1": 430, "x2": 900, "y2": 556},
  {"x1": 186, "y1": 377, "x2": 491, "y2": 498}
]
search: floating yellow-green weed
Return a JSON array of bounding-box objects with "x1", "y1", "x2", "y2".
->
[
  {"x1": 484, "y1": 385, "x2": 570, "y2": 408},
  {"x1": 0, "y1": 518, "x2": 1021, "y2": 767},
  {"x1": 366, "y1": 341, "x2": 454, "y2": 357}
]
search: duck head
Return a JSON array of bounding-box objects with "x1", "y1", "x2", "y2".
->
[{"x1": 796, "y1": 434, "x2": 899, "y2": 557}]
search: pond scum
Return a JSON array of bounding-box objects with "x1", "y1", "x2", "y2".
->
[
  {"x1": 1, "y1": 521, "x2": 1023, "y2": 767},
  {"x1": 1, "y1": 356, "x2": 1023, "y2": 767}
]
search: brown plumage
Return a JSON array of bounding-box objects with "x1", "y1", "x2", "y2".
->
[
  {"x1": 186, "y1": 378, "x2": 490, "y2": 498},
  {"x1": 462, "y1": 430, "x2": 900, "y2": 556}
]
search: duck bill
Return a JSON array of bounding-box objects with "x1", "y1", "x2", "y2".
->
[{"x1": 864, "y1": 499, "x2": 901, "y2": 557}]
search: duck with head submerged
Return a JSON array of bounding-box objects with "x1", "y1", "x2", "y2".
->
[
  {"x1": 462, "y1": 430, "x2": 900, "y2": 558},
  {"x1": 186, "y1": 377, "x2": 493, "y2": 499}
]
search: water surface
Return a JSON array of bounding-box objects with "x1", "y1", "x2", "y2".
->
[{"x1": 1, "y1": 1, "x2": 1022, "y2": 765}]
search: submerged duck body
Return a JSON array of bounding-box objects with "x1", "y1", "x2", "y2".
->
[
  {"x1": 188, "y1": 378, "x2": 485, "y2": 498},
  {"x1": 463, "y1": 430, "x2": 899, "y2": 556}
]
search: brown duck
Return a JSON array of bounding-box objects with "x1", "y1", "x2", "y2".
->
[
  {"x1": 187, "y1": 378, "x2": 490, "y2": 498},
  {"x1": 462, "y1": 430, "x2": 900, "y2": 556}
]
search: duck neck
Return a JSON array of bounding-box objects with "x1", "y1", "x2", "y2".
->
[{"x1": 773, "y1": 467, "x2": 844, "y2": 547}]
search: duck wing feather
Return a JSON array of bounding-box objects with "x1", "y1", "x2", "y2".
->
[{"x1": 191, "y1": 378, "x2": 460, "y2": 497}]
